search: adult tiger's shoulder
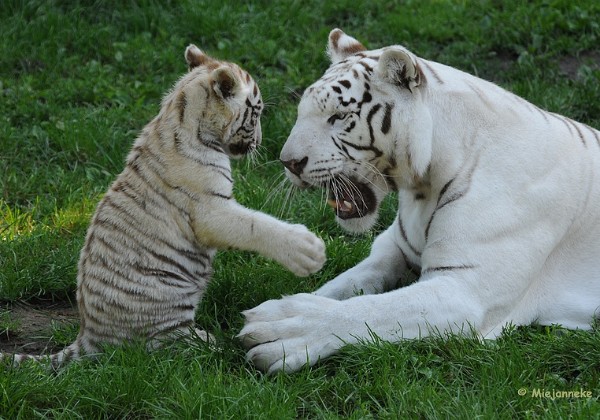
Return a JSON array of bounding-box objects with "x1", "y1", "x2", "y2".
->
[{"x1": 239, "y1": 28, "x2": 600, "y2": 374}]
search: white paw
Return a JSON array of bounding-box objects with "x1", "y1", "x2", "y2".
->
[
  {"x1": 237, "y1": 293, "x2": 351, "y2": 374},
  {"x1": 277, "y1": 225, "x2": 326, "y2": 277}
]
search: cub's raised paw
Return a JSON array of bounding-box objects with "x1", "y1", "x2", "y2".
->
[{"x1": 277, "y1": 224, "x2": 326, "y2": 277}]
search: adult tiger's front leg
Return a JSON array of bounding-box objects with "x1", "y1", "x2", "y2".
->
[
  {"x1": 239, "y1": 208, "x2": 562, "y2": 374},
  {"x1": 239, "y1": 275, "x2": 485, "y2": 374},
  {"x1": 314, "y1": 220, "x2": 409, "y2": 300}
]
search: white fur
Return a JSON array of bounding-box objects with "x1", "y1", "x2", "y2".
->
[{"x1": 239, "y1": 30, "x2": 600, "y2": 374}]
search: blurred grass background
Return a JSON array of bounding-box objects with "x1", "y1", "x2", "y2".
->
[{"x1": 1, "y1": 0, "x2": 599, "y2": 417}]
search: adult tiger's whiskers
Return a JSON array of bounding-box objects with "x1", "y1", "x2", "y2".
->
[
  {"x1": 338, "y1": 174, "x2": 367, "y2": 216},
  {"x1": 248, "y1": 144, "x2": 268, "y2": 168},
  {"x1": 329, "y1": 178, "x2": 341, "y2": 215},
  {"x1": 354, "y1": 162, "x2": 388, "y2": 195},
  {"x1": 279, "y1": 181, "x2": 297, "y2": 219},
  {"x1": 260, "y1": 171, "x2": 289, "y2": 212}
]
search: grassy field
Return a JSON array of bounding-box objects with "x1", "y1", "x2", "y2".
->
[{"x1": 1, "y1": 0, "x2": 600, "y2": 417}]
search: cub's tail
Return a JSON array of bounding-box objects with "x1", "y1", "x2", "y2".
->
[{"x1": 0, "y1": 341, "x2": 81, "y2": 369}]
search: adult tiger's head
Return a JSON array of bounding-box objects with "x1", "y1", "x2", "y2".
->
[
  {"x1": 163, "y1": 44, "x2": 263, "y2": 158},
  {"x1": 281, "y1": 29, "x2": 433, "y2": 232}
]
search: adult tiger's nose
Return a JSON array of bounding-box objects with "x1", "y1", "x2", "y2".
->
[{"x1": 281, "y1": 156, "x2": 308, "y2": 176}]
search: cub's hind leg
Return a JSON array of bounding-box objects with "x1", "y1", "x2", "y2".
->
[
  {"x1": 147, "y1": 327, "x2": 216, "y2": 351},
  {"x1": 192, "y1": 328, "x2": 216, "y2": 344}
]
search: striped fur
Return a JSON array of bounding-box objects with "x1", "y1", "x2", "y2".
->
[
  {"x1": 2, "y1": 45, "x2": 325, "y2": 369},
  {"x1": 240, "y1": 29, "x2": 600, "y2": 374}
]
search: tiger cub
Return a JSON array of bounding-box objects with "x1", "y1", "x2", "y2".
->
[{"x1": 1, "y1": 45, "x2": 326, "y2": 368}]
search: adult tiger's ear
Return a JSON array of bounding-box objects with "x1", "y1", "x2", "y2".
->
[
  {"x1": 377, "y1": 47, "x2": 424, "y2": 92},
  {"x1": 211, "y1": 67, "x2": 240, "y2": 100},
  {"x1": 185, "y1": 44, "x2": 213, "y2": 71},
  {"x1": 327, "y1": 28, "x2": 366, "y2": 63}
]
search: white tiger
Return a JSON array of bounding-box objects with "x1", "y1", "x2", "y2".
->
[
  {"x1": 1, "y1": 45, "x2": 325, "y2": 368},
  {"x1": 239, "y1": 29, "x2": 600, "y2": 374}
]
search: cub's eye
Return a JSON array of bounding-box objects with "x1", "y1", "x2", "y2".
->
[{"x1": 327, "y1": 113, "x2": 345, "y2": 125}]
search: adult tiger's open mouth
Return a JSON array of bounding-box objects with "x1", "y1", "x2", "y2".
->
[{"x1": 325, "y1": 177, "x2": 376, "y2": 219}]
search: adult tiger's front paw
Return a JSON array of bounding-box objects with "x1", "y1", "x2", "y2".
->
[
  {"x1": 278, "y1": 224, "x2": 326, "y2": 277},
  {"x1": 237, "y1": 293, "x2": 347, "y2": 374}
]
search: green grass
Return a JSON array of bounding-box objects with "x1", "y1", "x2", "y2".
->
[{"x1": 1, "y1": 0, "x2": 600, "y2": 417}]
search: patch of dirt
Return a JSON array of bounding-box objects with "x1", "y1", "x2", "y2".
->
[
  {"x1": 558, "y1": 51, "x2": 600, "y2": 80},
  {"x1": 0, "y1": 299, "x2": 78, "y2": 355}
]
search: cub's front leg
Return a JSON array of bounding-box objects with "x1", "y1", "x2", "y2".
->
[{"x1": 193, "y1": 198, "x2": 326, "y2": 276}]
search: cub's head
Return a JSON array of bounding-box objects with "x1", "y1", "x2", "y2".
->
[
  {"x1": 280, "y1": 29, "x2": 432, "y2": 233},
  {"x1": 167, "y1": 44, "x2": 263, "y2": 158}
]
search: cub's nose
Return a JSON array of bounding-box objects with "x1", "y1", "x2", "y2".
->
[{"x1": 281, "y1": 157, "x2": 308, "y2": 177}]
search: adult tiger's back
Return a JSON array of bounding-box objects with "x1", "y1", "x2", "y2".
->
[{"x1": 2, "y1": 45, "x2": 325, "y2": 368}]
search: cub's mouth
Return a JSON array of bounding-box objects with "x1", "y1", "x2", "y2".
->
[
  {"x1": 226, "y1": 140, "x2": 256, "y2": 156},
  {"x1": 325, "y1": 177, "x2": 376, "y2": 219}
]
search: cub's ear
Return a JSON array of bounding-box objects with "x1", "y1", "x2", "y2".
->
[
  {"x1": 211, "y1": 67, "x2": 240, "y2": 100},
  {"x1": 377, "y1": 47, "x2": 424, "y2": 92},
  {"x1": 327, "y1": 28, "x2": 366, "y2": 63},
  {"x1": 185, "y1": 44, "x2": 212, "y2": 70}
]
